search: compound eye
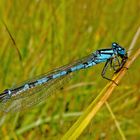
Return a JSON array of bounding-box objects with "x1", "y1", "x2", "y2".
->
[{"x1": 112, "y1": 42, "x2": 118, "y2": 47}]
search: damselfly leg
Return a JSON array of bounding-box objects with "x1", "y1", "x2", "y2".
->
[
  {"x1": 110, "y1": 57, "x2": 121, "y2": 71},
  {"x1": 101, "y1": 59, "x2": 118, "y2": 85},
  {"x1": 101, "y1": 54, "x2": 128, "y2": 85},
  {"x1": 114, "y1": 57, "x2": 128, "y2": 73}
]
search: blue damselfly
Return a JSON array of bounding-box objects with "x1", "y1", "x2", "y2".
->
[{"x1": 0, "y1": 42, "x2": 128, "y2": 112}]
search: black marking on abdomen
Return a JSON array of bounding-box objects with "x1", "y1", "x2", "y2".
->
[
  {"x1": 11, "y1": 85, "x2": 25, "y2": 93},
  {"x1": 47, "y1": 75, "x2": 53, "y2": 80},
  {"x1": 66, "y1": 69, "x2": 72, "y2": 74},
  {"x1": 28, "y1": 81, "x2": 38, "y2": 88}
]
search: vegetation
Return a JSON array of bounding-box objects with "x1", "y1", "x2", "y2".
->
[{"x1": 0, "y1": 0, "x2": 140, "y2": 139}]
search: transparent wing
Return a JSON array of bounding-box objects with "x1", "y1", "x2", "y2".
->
[
  {"x1": 0, "y1": 74, "x2": 72, "y2": 113},
  {"x1": 0, "y1": 53, "x2": 95, "y2": 113}
]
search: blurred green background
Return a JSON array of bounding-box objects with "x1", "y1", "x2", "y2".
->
[{"x1": 0, "y1": 0, "x2": 140, "y2": 139}]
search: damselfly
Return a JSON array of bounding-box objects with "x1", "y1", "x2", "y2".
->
[{"x1": 0, "y1": 42, "x2": 128, "y2": 112}]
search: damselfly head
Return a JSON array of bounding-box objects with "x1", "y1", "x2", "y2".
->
[{"x1": 112, "y1": 42, "x2": 127, "y2": 57}]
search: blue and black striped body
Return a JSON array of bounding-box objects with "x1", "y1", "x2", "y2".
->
[{"x1": 0, "y1": 42, "x2": 128, "y2": 112}]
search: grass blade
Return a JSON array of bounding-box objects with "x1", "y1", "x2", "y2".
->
[{"x1": 105, "y1": 102, "x2": 126, "y2": 140}]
